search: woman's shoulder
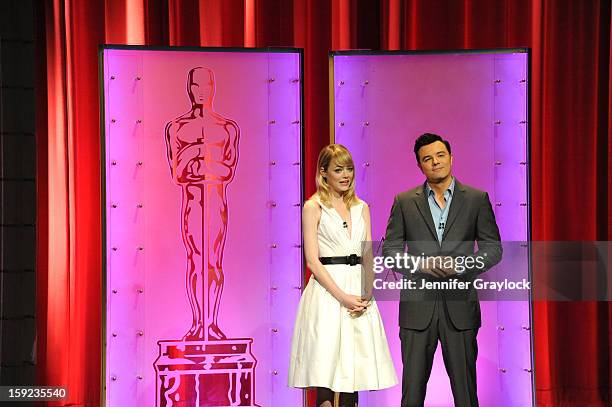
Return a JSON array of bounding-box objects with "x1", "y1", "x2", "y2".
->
[
  {"x1": 302, "y1": 200, "x2": 322, "y2": 226},
  {"x1": 353, "y1": 198, "x2": 370, "y2": 220},
  {"x1": 353, "y1": 197, "x2": 368, "y2": 208},
  {"x1": 304, "y1": 195, "x2": 324, "y2": 212}
]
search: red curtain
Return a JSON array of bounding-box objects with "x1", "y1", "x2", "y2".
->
[{"x1": 35, "y1": 1, "x2": 611, "y2": 406}]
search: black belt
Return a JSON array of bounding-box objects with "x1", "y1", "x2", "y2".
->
[{"x1": 319, "y1": 254, "x2": 362, "y2": 266}]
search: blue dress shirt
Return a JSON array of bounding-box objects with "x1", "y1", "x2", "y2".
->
[{"x1": 425, "y1": 177, "x2": 455, "y2": 244}]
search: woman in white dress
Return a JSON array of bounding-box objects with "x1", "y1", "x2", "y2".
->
[{"x1": 288, "y1": 144, "x2": 397, "y2": 406}]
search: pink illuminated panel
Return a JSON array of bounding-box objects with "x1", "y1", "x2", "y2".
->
[
  {"x1": 332, "y1": 51, "x2": 531, "y2": 406},
  {"x1": 102, "y1": 48, "x2": 303, "y2": 406}
]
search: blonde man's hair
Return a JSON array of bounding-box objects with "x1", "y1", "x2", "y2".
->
[{"x1": 313, "y1": 144, "x2": 359, "y2": 208}]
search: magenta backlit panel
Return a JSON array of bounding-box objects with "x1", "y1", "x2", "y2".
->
[
  {"x1": 333, "y1": 51, "x2": 532, "y2": 407},
  {"x1": 102, "y1": 48, "x2": 303, "y2": 406}
]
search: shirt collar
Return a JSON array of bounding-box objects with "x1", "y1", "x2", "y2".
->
[{"x1": 425, "y1": 176, "x2": 455, "y2": 197}]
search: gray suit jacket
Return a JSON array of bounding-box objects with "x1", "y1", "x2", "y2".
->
[{"x1": 382, "y1": 179, "x2": 502, "y2": 330}]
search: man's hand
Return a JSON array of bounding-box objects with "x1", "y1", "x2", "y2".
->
[{"x1": 419, "y1": 256, "x2": 457, "y2": 278}]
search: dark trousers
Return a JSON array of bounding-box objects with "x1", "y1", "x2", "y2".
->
[{"x1": 399, "y1": 298, "x2": 479, "y2": 407}]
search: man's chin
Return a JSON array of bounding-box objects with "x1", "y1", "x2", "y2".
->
[{"x1": 428, "y1": 175, "x2": 448, "y2": 183}]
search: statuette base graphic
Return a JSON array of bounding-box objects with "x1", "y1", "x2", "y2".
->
[{"x1": 155, "y1": 339, "x2": 259, "y2": 406}]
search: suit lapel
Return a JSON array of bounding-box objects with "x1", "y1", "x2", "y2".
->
[
  {"x1": 442, "y1": 180, "x2": 466, "y2": 241},
  {"x1": 414, "y1": 186, "x2": 438, "y2": 241}
]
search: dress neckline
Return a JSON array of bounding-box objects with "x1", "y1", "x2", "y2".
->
[
  {"x1": 318, "y1": 198, "x2": 362, "y2": 241},
  {"x1": 330, "y1": 205, "x2": 353, "y2": 240}
]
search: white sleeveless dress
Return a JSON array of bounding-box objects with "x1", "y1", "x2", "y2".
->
[{"x1": 287, "y1": 198, "x2": 398, "y2": 392}]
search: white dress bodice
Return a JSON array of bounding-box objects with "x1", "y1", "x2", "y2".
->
[{"x1": 316, "y1": 197, "x2": 365, "y2": 258}]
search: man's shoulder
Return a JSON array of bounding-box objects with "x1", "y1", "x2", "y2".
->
[
  {"x1": 392, "y1": 181, "x2": 489, "y2": 202},
  {"x1": 394, "y1": 186, "x2": 423, "y2": 202},
  {"x1": 455, "y1": 181, "x2": 488, "y2": 199}
]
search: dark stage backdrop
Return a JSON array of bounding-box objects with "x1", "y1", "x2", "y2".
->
[{"x1": 34, "y1": 1, "x2": 611, "y2": 406}]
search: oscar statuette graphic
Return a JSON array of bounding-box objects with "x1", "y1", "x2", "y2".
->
[{"x1": 154, "y1": 67, "x2": 259, "y2": 406}]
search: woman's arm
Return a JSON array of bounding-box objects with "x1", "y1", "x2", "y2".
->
[{"x1": 303, "y1": 200, "x2": 366, "y2": 312}]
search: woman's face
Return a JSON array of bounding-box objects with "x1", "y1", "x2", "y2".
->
[{"x1": 322, "y1": 157, "x2": 354, "y2": 195}]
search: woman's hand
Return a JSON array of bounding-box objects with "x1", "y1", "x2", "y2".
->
[{"x1": 340, "y1": 293, "x2": 369, "y2": 314}]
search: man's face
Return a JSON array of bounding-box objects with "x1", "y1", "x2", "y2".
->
[
  {"x1": 417, "y1": 140, "x2": 453, "y2": 183},
  {"x1": 189, "y1": 69, "x2": 214, "y2": 106}
]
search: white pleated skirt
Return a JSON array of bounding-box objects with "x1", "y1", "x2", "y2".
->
[{"x1": 287, "y1": 264, "x2": 398, "y2": 393}]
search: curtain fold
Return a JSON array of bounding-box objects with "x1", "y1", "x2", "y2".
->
[
  {"x1": 35, "y1": 1, "x2": 611, "y2": 405},
  {"x1": 37, "y1": 1, "x2": 106, "y2": 405}
]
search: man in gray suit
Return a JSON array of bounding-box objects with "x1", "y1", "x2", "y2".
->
[{"x1": 383, "y1": 133, "x2": 502, "y2": 407}]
